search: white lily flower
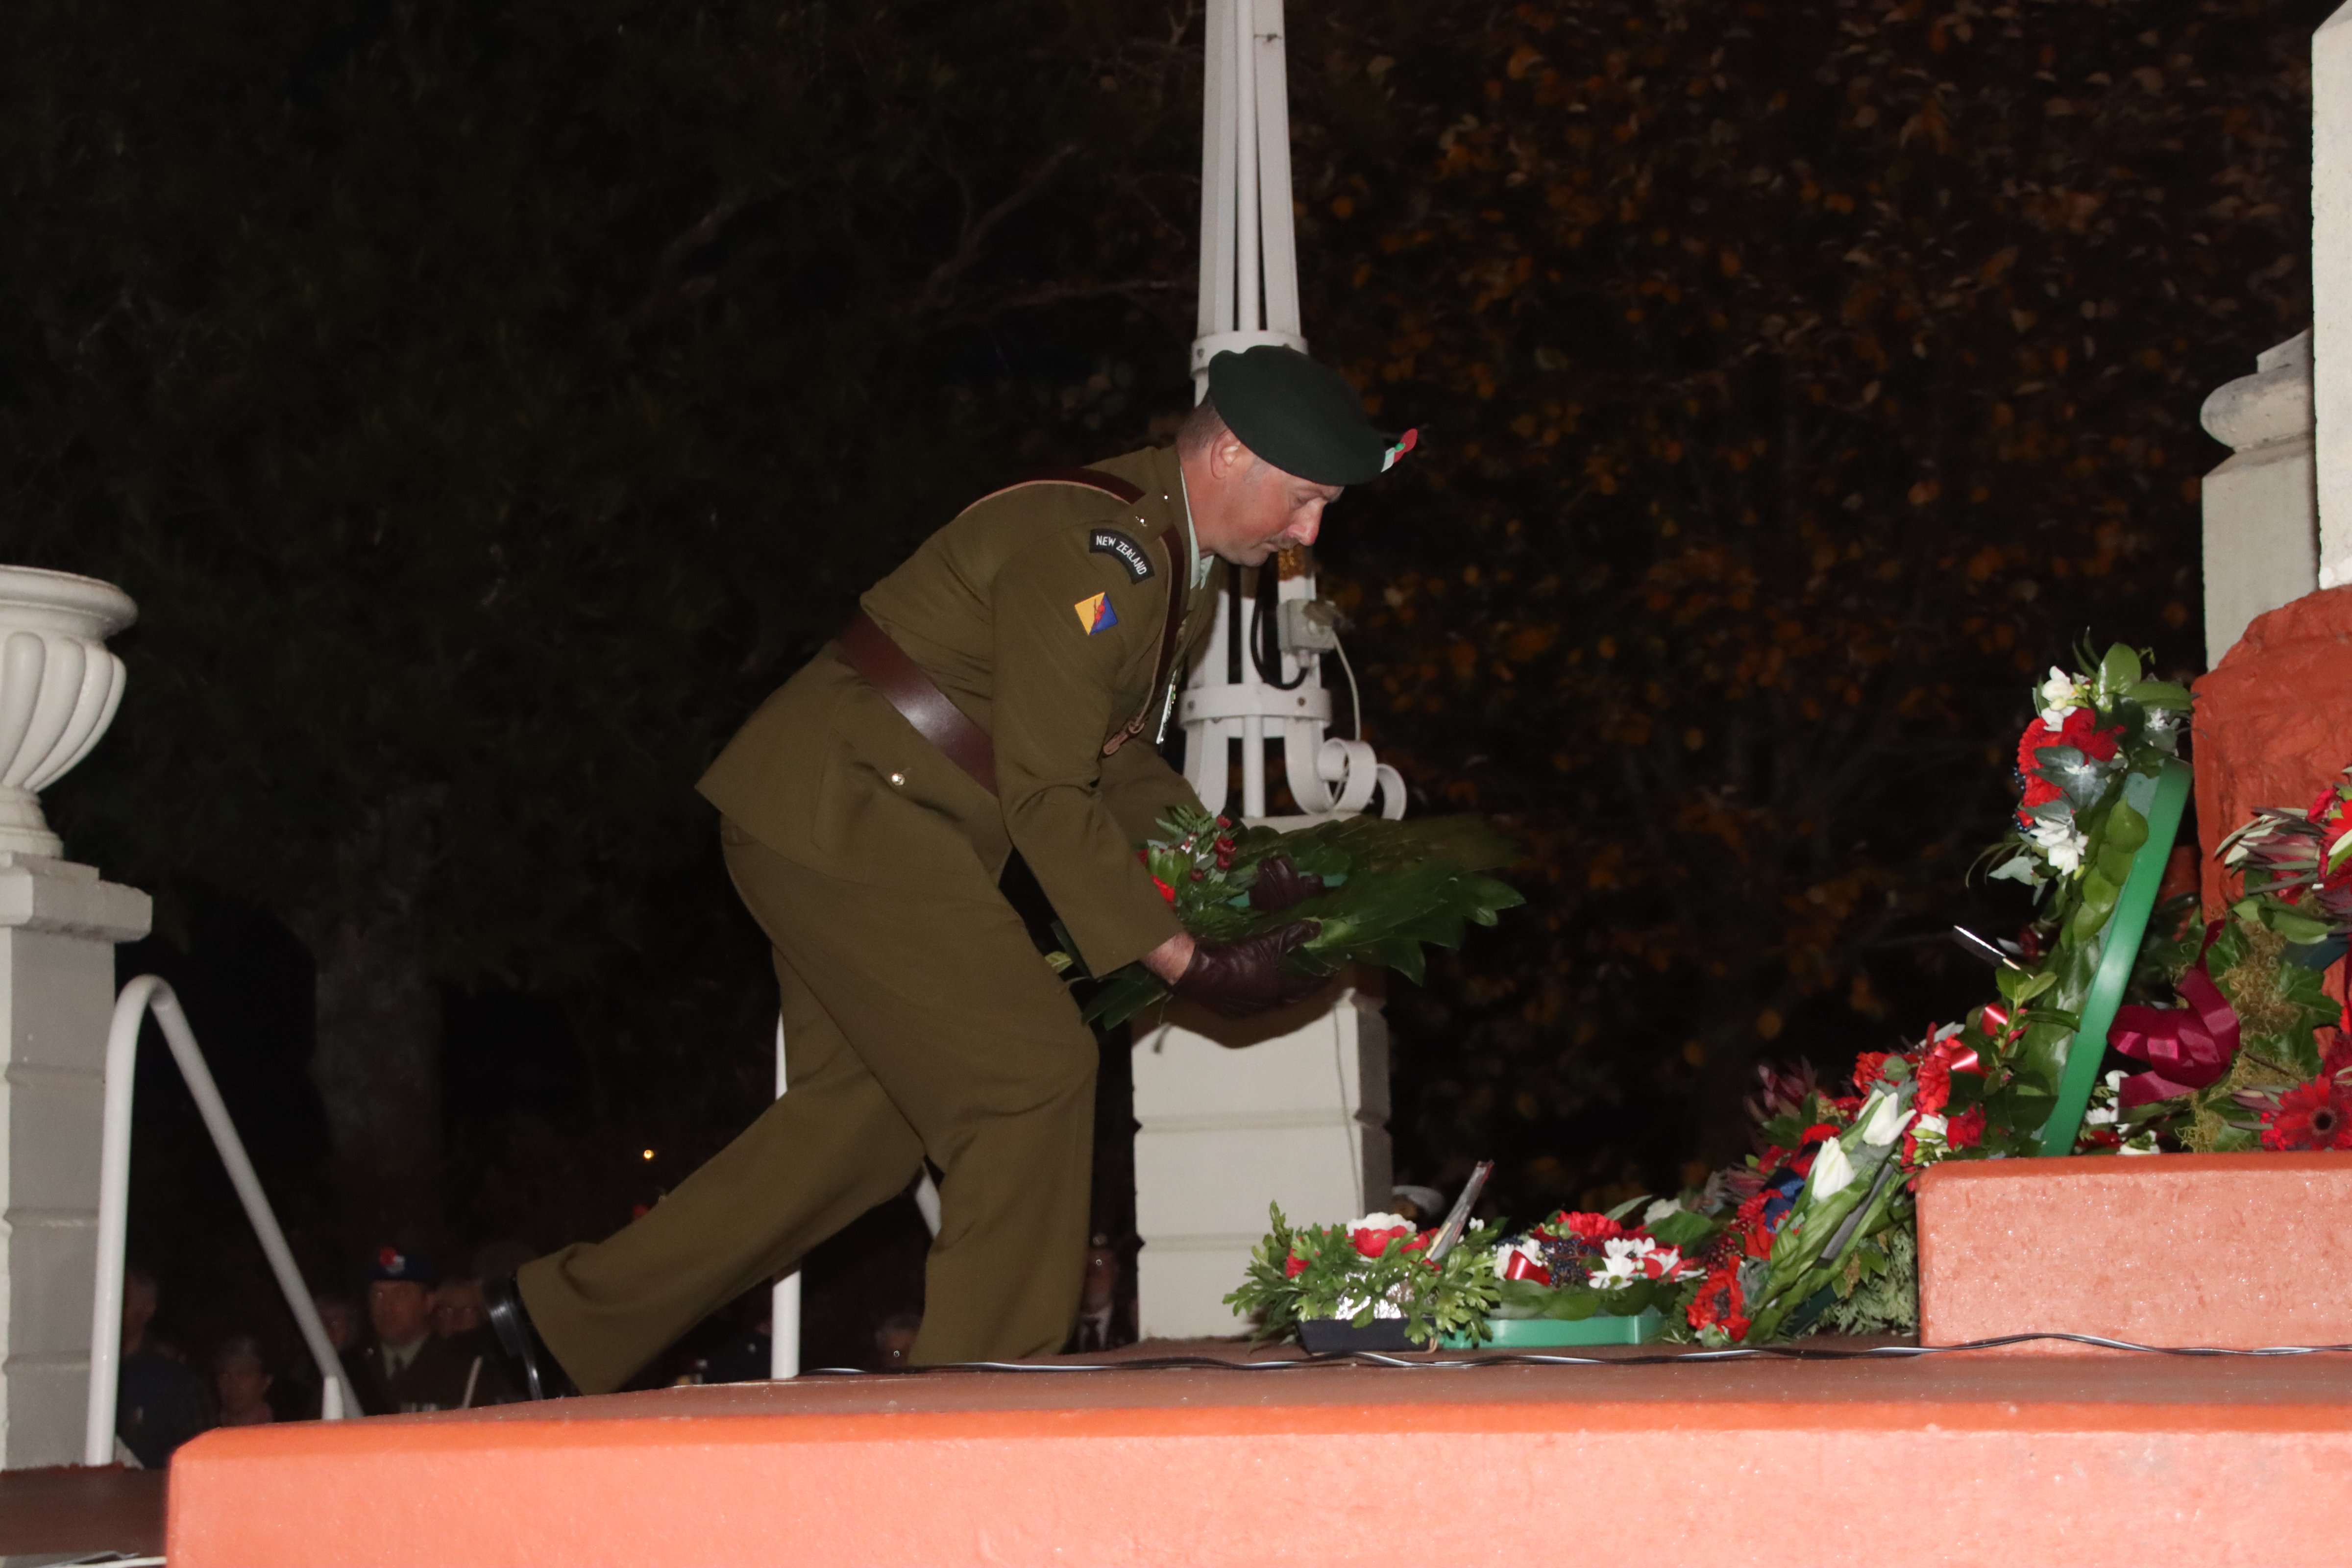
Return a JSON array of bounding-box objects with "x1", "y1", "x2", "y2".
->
[
  {"x1": 2027, "y1": 815, "x2": 2087, "y2": 875},
  {"x1": 1912, "y1": 1112, "x2": 1949, "y2": 1145},
  {"x1": 2037, "y1": 667, "x2": 2081, "y2": 727},
  {"x1": 1810, "y1": 1135, "x2": 1857, "y2": 1200},
  {"x1": 1860, "y1": 1092, "x2": 1913, "y2": 1147}
]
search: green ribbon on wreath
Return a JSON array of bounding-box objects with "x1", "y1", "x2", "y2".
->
[{"x1": 2037, "y1": 758, "x2": 2192, "y2": 1155}]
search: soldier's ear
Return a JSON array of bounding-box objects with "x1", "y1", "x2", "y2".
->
[{"x1": 1207, "y1": 427, "x2": 1256, "y2": 482}]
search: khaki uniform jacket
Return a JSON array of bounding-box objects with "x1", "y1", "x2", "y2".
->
[{"x1": 697, "y1": 446, "x2": 1218, "y2": 975}]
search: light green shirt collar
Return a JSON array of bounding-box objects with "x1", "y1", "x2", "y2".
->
[{"x1": 1175, "y1": 467, "x2": 1215, "y2": 590}]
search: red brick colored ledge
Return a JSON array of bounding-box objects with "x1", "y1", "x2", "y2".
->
[
  {"x1": 1919, "y1": 1151, "x2": 2352, "y2": 1350},
  {"x1": 172, "y1": 1354, "x2": 2352, "y2": 1567}
]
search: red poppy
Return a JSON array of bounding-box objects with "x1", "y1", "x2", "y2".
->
[{"x1": 1685, "y1": 1262, "x2": 1751, "y2": 1340}]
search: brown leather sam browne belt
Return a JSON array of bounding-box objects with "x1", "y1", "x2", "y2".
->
[{"x1": 835, "y1": 467, "x2": 1187, "y2": 798}]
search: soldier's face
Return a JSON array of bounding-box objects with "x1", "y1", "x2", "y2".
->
[
  {"x1": 369, "y1": 1280, "x2": 432, "y2": 1346},
  {"x1": 1196, "y1": 435, "x2": 1344, "y2": 564}
]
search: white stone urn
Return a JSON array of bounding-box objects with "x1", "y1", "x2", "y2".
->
[{"x1": 0, "y1": 566, "x2": 136, "y2": 857}]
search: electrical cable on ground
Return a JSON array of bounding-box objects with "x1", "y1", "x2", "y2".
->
[{"x1": 792, "y1": 1332, "x2": 2352, "y2": 1377}]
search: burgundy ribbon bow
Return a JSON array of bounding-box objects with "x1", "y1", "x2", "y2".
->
[{"x1": 2107, "y1": 964, "x2": 2240, "y2": 1108}]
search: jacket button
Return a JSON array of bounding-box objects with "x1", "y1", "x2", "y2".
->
[{"x1": 888, "y1": 771, "x2": 906, "y2": 787}]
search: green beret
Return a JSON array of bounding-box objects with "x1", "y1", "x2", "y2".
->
[{"x1": 1206, "y1": 345, "x2": 1417, "y2": 487}]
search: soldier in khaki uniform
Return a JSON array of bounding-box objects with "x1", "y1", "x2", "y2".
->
[{"x1": 490, "y1": 347, "x2": 1415, "y2": 1394}]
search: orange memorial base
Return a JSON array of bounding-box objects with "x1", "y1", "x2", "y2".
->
[
  {"x1": 169, "y1": 1343, "x2": 2352, "y2": 1567},
  {"x1": 1917, "y1": 1151, "x2": 2352, "y2": 1348}
]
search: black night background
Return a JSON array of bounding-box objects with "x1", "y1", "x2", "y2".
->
[{"x1": 2, "y1": 0, "x2": 2326, "y2": 1373}]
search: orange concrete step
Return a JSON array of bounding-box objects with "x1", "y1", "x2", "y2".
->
[
  {"x1": 171, "y1": 1350, "x2": 2352, "y2": 1567},
  {"x1": 1918, "y1": 1151, "x2": 2352, "y2": 1349}
]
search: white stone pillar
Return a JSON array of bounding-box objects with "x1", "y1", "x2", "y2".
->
[
  {"x1": 2312, "y1": 5, "x2": 2352, "y2": 587},
  {"x1": 1137, "y1": 0, "x2": 1409, "y2": 1340},
  {"x1": 1132, "y1": 984, "x2": 1390, "y2": 1338},
  {"x1": 3, "y1": 858, "x2": 150, "y2": 1468},
  {"x1": 0, "y1": 567, "x2": 148, "y2": 1470},
  {"x1": 2201, "y1": 331, "x2": 2319, "y2": 665}
]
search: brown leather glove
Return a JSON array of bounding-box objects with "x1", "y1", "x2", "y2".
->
[
  {"x1": 1247, "y1": 854, "x2": 1327, "y2": 914},
  {"x1": 1173, "y1": 920, "x2": 1325, "y2": 1019}
]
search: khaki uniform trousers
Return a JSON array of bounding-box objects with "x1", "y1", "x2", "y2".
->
[{"x1": 517, "y1": 820, "x2": 1099, "y2": 1393}]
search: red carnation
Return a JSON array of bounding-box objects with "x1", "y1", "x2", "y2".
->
[
  {"x1": 1350, "y1": 1223, "x2": 1416, "y2": 1259},
  {"x1": 1550, "y1": 1210, "x2": 1626, "y2": 1244},
  {"x1": 2015, "y1": 709, "x2": 2122, "y2": 820},
  {"x1": 1851, "y1": 1052, "x2": 1894, "y2": 1093},
  {"x1": 1914, "y1": 1036, "x2": 1981, "y2": 1119},
  {"x1": 1946, "y1": 1106, "x2": 1986, "y2": 1151},
  {"x1": 2262, "y1": 1078, "x2": 2352, "y2": 1152},
  {"x1": 1284, "y1": 1251, "x2": 1307, "y2": 1279}
]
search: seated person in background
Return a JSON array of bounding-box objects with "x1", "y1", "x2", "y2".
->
[
  {"x1": 115, "y1": 1264, "x2": 212, "y2": 1467},
  {"x1": 314, "y1": 1291, "x2": 360, "y2": 1353},
  {"x1": 347, "y1": 1249, "x2": 513, "y2": 1413},
  {"x1": 432, "y1": 1276, "x2": 489, "y2": 1339},
  {"x1": 212, "y1": 1335, "x2": 276, "y2": 1427}
]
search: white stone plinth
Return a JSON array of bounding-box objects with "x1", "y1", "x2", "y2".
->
[
  {"x1": 0, "y1": 855, "x2": 150, "y2": 1470},
  {"x1": 2202, "y1": 330, "x2": 2320, "y2": 664},
  {"x1": 2314, "y1": 6, "x2": 2352, "y2": 588},
  {"x1": 1132, "y1": 982, "x2": 1391, "y2": 1339}
]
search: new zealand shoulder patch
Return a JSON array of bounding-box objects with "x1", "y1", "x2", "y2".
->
[
  {"x1": 1074, "y1": 592, "x2": 1120, "y2": 636},
  {"x1": 1088, "y1": 528, "x2": 1155, "y2": 582}
]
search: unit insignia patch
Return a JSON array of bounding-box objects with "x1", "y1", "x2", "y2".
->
[{"x1": 1074, "y1": 592, "x2": 1120, "y2": 636}]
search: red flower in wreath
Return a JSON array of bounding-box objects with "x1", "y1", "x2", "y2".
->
[
  {"x1": 2262, "y1": 1078, "x2": 2352, "y2": 1152},
  {"x1": 1546, "y1": 1210, "x2": 1627, "y2": 1245},
  {"x1": 1685, "y1": 1261, "x2": 1750, "y2": 1341},
  {"x1": 1914, "y1": 1035, "x2": 1982, "y2": 1118},
  {"x1": 1349, "y1": 1222, "x2": 1418, "y2": 1259},
  {"x1": 1946, "y1": 1106, "x2": 1986, "y2": 1151},
  {"x1": 2015, "y1": 708, "x2": 2123, "y2": 821}
]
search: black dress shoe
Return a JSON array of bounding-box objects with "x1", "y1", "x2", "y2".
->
[{"x1": 484, "y1": 1274, "x2": 578, "y2": 1400}]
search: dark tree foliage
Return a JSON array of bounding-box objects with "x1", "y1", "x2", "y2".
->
[
  {"x1": 1278, "y1": 0, "x2": 2324, "y2": 1202},
  {"x1": 2, "y1": 0, "x2": 1202, "y2": 1256},
  {"x1": 0, "y1": 0, "x2": 2327, "y2": 1310}
]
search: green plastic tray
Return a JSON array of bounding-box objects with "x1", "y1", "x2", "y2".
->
[{"x1": 1441, "y1": 1308, "x2": 1663, "y2": 1348}]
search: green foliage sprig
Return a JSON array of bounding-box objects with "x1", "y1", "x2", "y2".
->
[{"x1": 1075, "y1": 808, "x2": 1524, "y2": 1027}]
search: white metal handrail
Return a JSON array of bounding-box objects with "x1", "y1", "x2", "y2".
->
[{"x1": 85, "y1": 974, "x2": 358, "y2": 1464}]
